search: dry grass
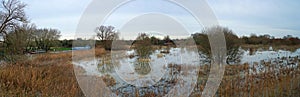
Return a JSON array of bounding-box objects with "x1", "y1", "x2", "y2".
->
[
  {"x1": 191, "y1": 57, "x2": 300, "y2": 97},
  {"x1": 101, "y1": 74, "x2": 116, "y2": 87},
  {"x1": 72, "y1": 48, "x2": 106, "y2": 61},
  {"x1": 1, "y1": 47, "x2": 299, "y2": 96},
  {"x1": 241, "y1": 44, "x2": 300, "y2": 52},
  {"x1": 0, "y1": 61, "x2": 83, "y2": 96},
  {"x1": 0, "y1": 48, "x2": 106, "y2": 96}
]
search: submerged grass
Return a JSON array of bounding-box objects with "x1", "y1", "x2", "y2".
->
[
  {"x1": 241, "y1": 44, "x2": 300, "y2": 52},
  {"x1": 191, "y1": 58, "x2": 300, "y2": 97}
]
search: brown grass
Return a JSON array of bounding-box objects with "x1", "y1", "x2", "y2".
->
[
  {"x1": 0, "y1": 48, "x2": 106, "y2": 96},
  {"x1": 72, "y1": 48, "x2": 106, "y2": 61},
  {"x1": 0, "y1": 62, "x2": 83, "y2": 96},
  {"x1": 1, "y1": 47, "x2": 299, "y2": 96},
  {"x1": 241, "y1": 44, "x2": 300, "y2": 52},
  {"x1": 191, "y1": 58, "x2": 300, "y2": 97}
]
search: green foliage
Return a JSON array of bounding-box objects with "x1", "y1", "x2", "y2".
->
[{"x1": 50, "y1": 47, "x2": 71, "y2": 51}]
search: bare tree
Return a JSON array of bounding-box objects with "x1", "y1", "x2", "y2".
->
[
  {"x1": 0, "y1": 0, "x2": 27, "y2": 37},
  {"x1": 95, "y1": 25, "x2": 119, "y2": 50},
  {"x1": 33, "y1": 28, "x2": 61, "y2": 52},
  {"x1": 95, "y1": 25, "x2": 118, "y2": 41},
  {"x1": 2, "y1": 24, "x2": 35, "y2": 62}
]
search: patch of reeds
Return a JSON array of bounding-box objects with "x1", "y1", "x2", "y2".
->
[
  {"x1": 0, "y1": 47, "x2": 107, "y2": 96},
  {"x1": 191, "y1": 56, "x2": 300, "y2": 97},
  {"x1": 0, "y1": 62, "x2": 83, "y2": 96}
]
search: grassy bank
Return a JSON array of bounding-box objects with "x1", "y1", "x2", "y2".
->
[{"x1": 50, "y1": 47, "x2": 72, "y2": 51}]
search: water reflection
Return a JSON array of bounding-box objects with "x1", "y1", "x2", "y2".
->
[
  {"x1": 74, "y1": 47, "x2": 200, "y2": 97},
  {"x1": 73, "y1": 47, "x2": 300, "y2": 96},
  {"x1": 98, "y1": 55, "x2": 117, "y2": 74},
  {"x1": 109, "y1": 64, "x2": 181, "y2": 97},
  {"x1": 130, "y1": 33, "x2": 155, "y2": 76},
  {"x1": 134, "y1": 61, "x2": 151, "y2": 75}
]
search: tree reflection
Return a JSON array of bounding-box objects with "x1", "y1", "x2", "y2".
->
[
  {"x1": 134, "y1": 61, "x2": 151, "y2": 75},
  {"x1": 97, "y1": 55, "x2": 120, "y2": 74},
  {"x1": 132, "y1": 33, "x2": 153, "y2": 75}
]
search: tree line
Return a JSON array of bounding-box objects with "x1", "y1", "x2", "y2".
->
[
  {"x1": 0, "y1": 0, "x2": 61, "y2": 62},
  {"x1": 93, "y1": 25, "x2": 300, "y2": 64},
  {"x1": 93, "y1": 25, "x2": 175, "y2": 50},
  {"x1": 241, "y1": 34, "x2": 300, "y2": 46},
  {"x1": 192, "y1": 26, "x2": 300, "y2": 64}
]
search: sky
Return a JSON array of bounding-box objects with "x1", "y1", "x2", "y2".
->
[{"x1": 22, "y1": 0, "x2": 300, "y2": 40}]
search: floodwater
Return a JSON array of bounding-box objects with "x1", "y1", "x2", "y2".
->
[
  {"x1": 241, "y1": 48, "x2": 300, "y2": 63},
  {"x1": 73, "y1": 48, "x2": 201, "y2": 97},
  {"x1": 241, "y1": 48, "x2": 300, "y2": 74},
  {"x1": 73, "y1": 47, "x2": 300, "y2": 96}
]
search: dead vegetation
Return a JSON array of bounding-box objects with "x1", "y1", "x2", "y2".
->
[
  {"x1": 191, "y1": 57, "x2": 300, "y2": 97},
  {"x1": 1, "y1": 47, "x2": 299, "y2": 97},
  {"x1": 0, "y1": 59, "x2": 84, "y2": 96},
  {"x1": 0, "y1": 48, "x2": 106, "y2": 96}
]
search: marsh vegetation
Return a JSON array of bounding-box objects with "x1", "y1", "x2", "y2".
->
[{"x1": 1, "y1": 0, "x2": 300, "y2": 96}]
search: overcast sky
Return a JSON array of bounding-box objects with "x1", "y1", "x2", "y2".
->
[{"x1": 22, "y1": 0, "x2": 300, "y2": 39}]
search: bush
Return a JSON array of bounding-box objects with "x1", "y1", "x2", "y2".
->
[{"x1": 192, "y1": 26, "x2": 242, "y2": 64}]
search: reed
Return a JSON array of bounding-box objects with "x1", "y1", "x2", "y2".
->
[{"x1": 191, "y1": 55, "x2": 300, "y2": 97}]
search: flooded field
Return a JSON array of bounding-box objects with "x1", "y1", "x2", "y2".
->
[{"x1": 73, "y1": 47, "x2": 300, "y2": 97}]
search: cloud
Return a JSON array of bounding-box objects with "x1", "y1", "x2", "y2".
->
[
  {"x1": 21, "y1": 0, "x2": 300, "y2": 39},
  {"x1": 219, "y1": 20, "x2": 300, "y2": 38},
  {"x1": 22, "y1": 0, "x2": 93, "y2": 39},
  {"x1": 208, "y1": 0, "x2": 300, "y2": 37}
]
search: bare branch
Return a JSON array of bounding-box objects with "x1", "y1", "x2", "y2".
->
[
  {"x1": 0, "y1": 0, "x2": 27, "y2": 36},
  {"x1": 95, "y1": 25, "x2": 118, "y2": 41}
]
